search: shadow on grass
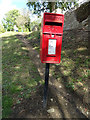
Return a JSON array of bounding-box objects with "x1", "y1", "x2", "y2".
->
[
  {"x1": 16, "y1": 29, "x2": 89, "y2": 118},
  {"x1": 2, "y1": 28, "x2": 89, "y2": 119},
  {"x1": 10, "y1": 83, "x2": 89, "y2": 119},
  {"x1": 2, "y1": 33, "x2": 43, "y2": 118},
  {"x1": 10, "y1": 85, "x2": 66, "y2": 119},
  {"x1": 49, "y1": 28, "x2": 89, "y2": 118}
]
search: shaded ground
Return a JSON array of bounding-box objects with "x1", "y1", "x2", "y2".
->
[
  {"x1": 2, "y1": 23, "x2": 89, "y2": 119},
  {"x1": 9, "y1": 26, "x2": 89, "y2": 119}
]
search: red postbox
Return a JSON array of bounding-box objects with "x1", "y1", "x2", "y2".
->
[{"x1": 40, "y1": 12, "x2": 64, "y2": 64}]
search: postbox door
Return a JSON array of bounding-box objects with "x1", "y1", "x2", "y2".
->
[{"x1": 43, "y1": 34, "x2": 62, "y2": 63}]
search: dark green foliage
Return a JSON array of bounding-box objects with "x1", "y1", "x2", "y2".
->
[
  {"x1": 26, "y1": 1, "x2": 78, "y2": 15},
  {"x1": 2, "y1": 9, "x2": 20, "y2": 31}
]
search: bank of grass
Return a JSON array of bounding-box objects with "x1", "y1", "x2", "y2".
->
[
  {"x1": 2, "y1": 30, "x2": 89, "y2": 117},
  {"x1": 1, "y1": 32, "x2": 42, "y2": 118},
  {"x1": 27, "y1": 30, "x2": 89, "y2": 93},
  {"x1": 26, "y1": 31, "x2": 40, "y2": 53}
]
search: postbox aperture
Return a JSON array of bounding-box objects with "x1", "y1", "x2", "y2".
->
[{"x1": 40, "y1": 12, "x2": 64, "y2": 64}]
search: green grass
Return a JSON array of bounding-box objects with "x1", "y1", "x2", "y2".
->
[
  {"x1": 52, "y1": 50, "x2": 89, "y2": 90},
  {"x1": 2, "y1": 96, "x2": 13, "y2": 118},
  {"x1": 50, "y1": 45, "x2": 89, "y2": 91},
  {"x1": 26, "y1": 30, "x2": 89, "y2": 92},
  {"x1": 27, "y1": 31, "x2": 40, "y2": 53},
  {"x1": 1, "y1": 32, "x2": 42, "y2": 118},
  {"x1": 2, "y1": 30, "x2": 88, "y2": 117}
]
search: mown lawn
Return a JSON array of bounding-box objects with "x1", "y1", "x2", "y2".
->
[{"x1": 1, "y1": 32, "x2": 42, "y2": 118}]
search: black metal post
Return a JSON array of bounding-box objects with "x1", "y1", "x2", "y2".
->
[{"x1": 43, "y1": 63, "x2": 50, "y2": 108}]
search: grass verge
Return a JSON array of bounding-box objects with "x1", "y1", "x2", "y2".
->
[{"x1": 1, "y1": 32, "x2": 42, "y2": 118}]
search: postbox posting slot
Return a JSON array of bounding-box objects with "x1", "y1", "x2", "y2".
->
[
  {"x1": 44, "y1": 21, "x2": 63, "y2": 34},
  {"x1": 45, "y1": 21, "x2": 62, "y2": 26}
]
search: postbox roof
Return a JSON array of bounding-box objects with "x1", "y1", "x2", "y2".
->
[{"x1": 44, "y1": 12, "x2": 64, "y2": 23}]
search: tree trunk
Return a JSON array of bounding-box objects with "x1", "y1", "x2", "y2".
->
[
  {"x1": 51, "y1": 2, "x2": 56, "y2": 12},
  {"x1": 28, "y1": 27, "x2": 30, "y2": 32},
  {"x1": 49, "y1": 2, "x2": 56, "y2": 13}
]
